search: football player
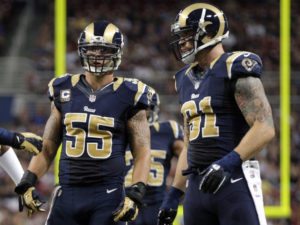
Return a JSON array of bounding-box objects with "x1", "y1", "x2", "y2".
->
[
  {"x1": 158, "y1": 3, "x2": 275, "y2": 225},
  {"x1": 122, "y1": 91, "x2": 184, "y2": 225},
  {"x1": 0, "y1": 129, "x2": 42, "y2": 184},
  {"x1": 15, "y1": 20, "x2": 151, "y2": 224}
]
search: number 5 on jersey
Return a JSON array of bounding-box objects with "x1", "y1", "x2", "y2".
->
[
  {"x1": 64, "y1": 113, "x2": 114, "y2": 158},
  {"x1": 125, "y1": 150, "x2": 166, "y2": 187}
]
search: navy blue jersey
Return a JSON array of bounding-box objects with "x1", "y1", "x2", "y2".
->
[
  {"x1": 48, "y1": 74, "x2": 151, "y2": 186},
  {"x1": 174, "y1": 51, "x2": 263, "y2": 170},
  {"x1": 124, "y1": 120, "x2": 183, "y2": 205}
]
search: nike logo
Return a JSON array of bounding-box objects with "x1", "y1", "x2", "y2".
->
[
  {"x1": 106, "y1": 188, "x2": 118, "y2": 194},
  {"x1": 230, "y1": 178, "x2": 243, "y2": 183}
]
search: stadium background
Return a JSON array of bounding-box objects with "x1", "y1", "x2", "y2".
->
[{"x1": 0, "y1": 0, "x2": 299, "y2": 224}]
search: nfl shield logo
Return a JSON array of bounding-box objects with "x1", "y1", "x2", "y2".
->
[{"x1": 89, "y1": 95, "x2": 96, "y2": 102}]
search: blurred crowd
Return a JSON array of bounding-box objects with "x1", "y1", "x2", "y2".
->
[{"x1": 0, "y1": 0, "x2": 299, "y2": 224}]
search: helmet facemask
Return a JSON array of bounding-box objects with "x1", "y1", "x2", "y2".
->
[
  {"x1": 78, "y1": 44, "x2": 122, "y2": 75},
  {"x1": 170, "y1": 26, "x2": 197, "y2": 64}
]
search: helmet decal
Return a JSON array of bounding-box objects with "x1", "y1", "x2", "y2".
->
[{"x1": 103, "y1": 23, "x2": 120, "y2": 44}]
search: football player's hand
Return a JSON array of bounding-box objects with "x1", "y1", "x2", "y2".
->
[
  {"x1": 113, "y1": 182, "x2": 146, "y2": 222},
  {"x1": 199, "y1": 163, "x2": 229, "y2": 194},
  {"x1": 157, "y1": 187, "x2": 184, "y2": 225},
  {"x1": 15, "y1": 170, "x2": 45, "y2": 217},
  {"x1": 13, "y1": 132, "x2": 43, "y2": 155},
  {"x1": 199, "y1": 150, "x2": 242, "y2": 194},
  {"x1": 113, "y1": 196, "x2": 139, "y2": 222},
  {"x1": 17, "y1": 186, "x2": 45, "y2": 217},
  {"x1": 157, "y1": 209, "x2": 177, "y2": 225}
]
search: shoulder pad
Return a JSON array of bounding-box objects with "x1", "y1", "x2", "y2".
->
[
  {"x1": 121, "y1": 78, "x2": 152, "y2": 107},
  {"x1": 226, "y1": 51, "x2": 263, "y2": 79},
  {"x1": 113, "y1": 77, "x2": 125, "y2": 91},
  {"x1": 152, "y1": 122, "x2": 160, "y2": 132},
  {"x1": 48, "y1": 74, "x2": 81, "y2": 100}
]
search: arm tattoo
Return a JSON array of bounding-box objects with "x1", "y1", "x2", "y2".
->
[
  {"x1": 234, "y1": 77, "x2": 274, "y2": 127},
  {"x1": 127, "y1": 109, "x2": 150, "y2": 150}
]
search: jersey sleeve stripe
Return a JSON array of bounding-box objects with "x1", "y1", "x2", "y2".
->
[
  {"x1": 134, "y1": 82, "x2": 147, "y2": 105},
  {"x1": 48, "y1": 77, "x2": 56, "y2": 98},
  {"x1": 113, "y1": 77, "x2": 124, "y2": 91},
  {"x1": 173, "y1": 75, "x2": 178, "y2": 92},
  {"x1": 226, "y1": 51, "x2": 247, "y2": 79},
  {"x1": 169, "y1": 120, "x2": 179, "y2": 138},
  {"x1": 209, "y1": 54, "x2": 222, "y2": 69},
  {"x1": 153, "y1": 122, "x2": 160, "y2": 132},
  {"x1": 71, "y1": 74, "x2": 81, "y2": 87}
]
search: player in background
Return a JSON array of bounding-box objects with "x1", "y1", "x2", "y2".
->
[
  {"x1": 158, "y1": 3, "x2": 275, "y2": 225},
  {"x1": 0, "y1": 128, "x2": 42, "y2": 184},
  {"x1": 122, "y1": 91, "x2": 184, "y2": 225},
  {"x1": 14, "y1": 20, "x2": 151, "y2": 224}
]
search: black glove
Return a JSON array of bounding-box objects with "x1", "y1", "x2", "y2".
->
[
  {"x1": 12, "y1": 132, "x2": 43, "y2": 155},
  {"x1": 157, "y1": 187, "x2": 184, "y2": 225},
  {"x1": 199, "y1": 164, "x2": 229, "y2": 194},
  {"x1": 199, "y1": 151, "x2": 242, "y2": 194},
  {"x1": 157, "y1": 210, "x2": 177, "y2": 225},
  {"x1": 15, "y1": 170, "x2": 45, "y2": 217},
  {"x1": 113, "y1": 182, "x2": 146, "y2": 222}
]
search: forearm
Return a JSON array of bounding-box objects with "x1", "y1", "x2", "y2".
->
[
  {"x1": 159, "y1": 148, "x2": 186, "y2": 221},
  {"x1": 27, "y1": 154, "x2": 49, "y2": 179},
  {"x1": 172, "y1": 147, "x2": 188, "y2": 192},
  {"x1": 132, "y1": 148, "x2": 151, "y2": 184},
  {"x1": 28, "y1": 140, "x2": 58, "y2": 178},
  {"x1": 28, "y1": 103, "x2": 62, "y2": 178},
  {"x1": 234, "y1": 77, "x2": 275, "y2": 161},
  {"x1": 127, "y1": 109, "x2": 151, "y2": 185},
  {"x1": 234, "y1": 121, "x2": 275, "y2": 160},
  {"x1": 171, "y1": 118, "x2": 189, "y2": 191}
]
